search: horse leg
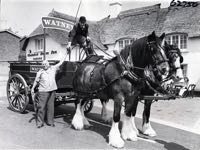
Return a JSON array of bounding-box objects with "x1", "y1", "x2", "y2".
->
[
  {"x1": 122, "y1": 91, "x2": 140, "y2": 141},
  {"x1": 71, "y1": 99, "x2": 84, "y2": 130},
  {"x1": 80, "y1": 99, "x2": 91, "y2": 128},
  {"x1": 109, "y1": 95, "x2": 124, "y2": 148},
  {"x1": 142, "y1": 100, "x2": 157, "y2": 137},
  {"x1": 130, "y1": 97, "x2": 139, "y2": 135},
  {"x1": 100, "y1": 99, "x2": 112, "y2": 123}
]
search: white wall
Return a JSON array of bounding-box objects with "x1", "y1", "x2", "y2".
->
[
  {"x1": 182, "y1": 38, "x2": 200, "y2": 90},
  {"x1": 0, "y1": 62, "x2": 9, "y2": 97},
  {"x1": 26, "y1": 35, "x2": 82, "y2": 62}
]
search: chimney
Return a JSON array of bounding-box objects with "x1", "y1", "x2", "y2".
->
[{"x1": 109, "y1": 1, "x2": 122, "y2": 18}]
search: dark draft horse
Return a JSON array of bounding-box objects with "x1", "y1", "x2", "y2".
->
[
  {"x1": 100, "y1": 42, "x2": 185, "y2": 138},
  {"x1": 71, "y1": 31, "x2": 170, "y2": 148}
]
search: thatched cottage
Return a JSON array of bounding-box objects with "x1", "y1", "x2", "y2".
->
[{"x1": 22, "y1": 3, "x2": 200, "y2": 90}]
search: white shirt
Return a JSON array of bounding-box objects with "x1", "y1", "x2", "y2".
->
[{"x1": 36, "y1": 66, "x2": 59, "y2": 92}]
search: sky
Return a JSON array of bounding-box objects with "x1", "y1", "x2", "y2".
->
[{"x1": 0, "y1": 0, "x2": 178, "y2": 36}]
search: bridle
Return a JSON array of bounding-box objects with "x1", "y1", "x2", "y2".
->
[
  {"x1": 147, "y1": 41, "x2": 169, "y2": 67},
  {"x1": 117, "y1": 40, "x2": 171, "y2": 84},
  {"x1": 166, "y1": 47, "x2": 183, "y2": 77}
]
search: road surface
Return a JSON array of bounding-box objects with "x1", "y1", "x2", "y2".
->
[{"x1": 0, "y1": 97, "x2": 199, "y2": 149}]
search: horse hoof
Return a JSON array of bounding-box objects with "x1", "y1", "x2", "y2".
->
[
  {"x1": 71, "y1": 116, "x2": 84, "y2": 130},
  {"x1": 142, "y1": 128, "x2": 157, "y2": 137},
  {"x1": 144, "y1": 131, "x2": 157, "y2": 137},
  {"x1": 135, "y1": 129, "x2": 139, "y2": 136},
  {"x1": 72, "y1": 124, "x2": 84, "y2": 130},
  {"x1": 122, "y1": 134, "x2": 138, "y2": 141},
  {"x1": 109, "y1": 138, "x2": 124, "y2": 148},
  {"x1": 122, "y1": 130, "x2": 138, "y2": 141},
  {"x1": 142, "y1": 123, "x2": 157, "y2": 137}
]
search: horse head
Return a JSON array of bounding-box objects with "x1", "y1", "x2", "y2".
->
[
  {"x1": 164, "y1": 42, "x2": 184, "y2": 82},
  {"x1": 163, "y1": 42, "x2": 187, "y2": 96},
  {"x1": 145, "y1": 31, "x2": 170, "y2": 81},
  {"x1": 124, "y1": 31, "x2": 169, "y2": 83}
]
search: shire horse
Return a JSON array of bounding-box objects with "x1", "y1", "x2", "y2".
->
[
  {"x1": 71, "y1": 31, "x2": 169, "y2": 148},
  {"x1": 100, "y1": 42, "x2": 185, "y2": 138}
]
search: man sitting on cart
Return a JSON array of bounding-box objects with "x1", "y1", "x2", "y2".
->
[
  {"x1": 67, "y1": 16, "x2": 94, "y2": 56},
  {"x1": 31, "y1": 52, "x2": 68, "y2": 128}
]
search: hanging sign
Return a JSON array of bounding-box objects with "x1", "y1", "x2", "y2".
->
[{"x1": 42, "y1": 16, "x2": 74, "y2": 32}]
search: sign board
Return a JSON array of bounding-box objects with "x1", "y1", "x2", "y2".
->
[{"x1": 42, "y1": 16, "x2": 74, "y2": 32}]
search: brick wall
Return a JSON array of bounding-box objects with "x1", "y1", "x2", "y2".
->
[{"x1": 0, "y1": 31, "x2": 20, "y2": 61}]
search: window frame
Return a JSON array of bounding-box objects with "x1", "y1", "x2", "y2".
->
[
  {"x1": 165, "y1": 33, "x2": 188, "y2": 52},
  {"x1": 118, "y1": 38, "x2": 135, "y2": 50},
  {"x1": 35, "y1": 38, "x2": 44, "y2": 51}
]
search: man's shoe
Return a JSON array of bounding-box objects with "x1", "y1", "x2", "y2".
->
[
  {"x1": 46, "y1": 123, "x2": 55, "y2": 127},
  {"x1": 37, "y1": 124, "x2": 44, "y2": 128}
]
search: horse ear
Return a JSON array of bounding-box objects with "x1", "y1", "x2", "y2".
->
[
  {"x1": 160, "y1": 33, "x2": 165, "y2": 40},
  {"x1": 180, "y1": 56, "x2": 184, "y2": 63},
  {"x1": 148, "y1": 31, "x2": 156, "y2": 41},
  {"x1": 152, "y1": 31, "x2": 156, "y2": 37}
]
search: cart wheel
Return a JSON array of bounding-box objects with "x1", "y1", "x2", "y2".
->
[
  {"x1": 7, "y1": 74, "x2": 29, "y2": 113},
  {"x1": 84, "y1": 99, "x2": 93, "y2": 114}
]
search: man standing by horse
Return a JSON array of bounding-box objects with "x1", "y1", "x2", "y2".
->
[
  {"x1": 67, "y1": 16, "x2": 94, "y2": 56},
  {"x1": 31, "y1": 51, "x2": 68, "y2": 128}
]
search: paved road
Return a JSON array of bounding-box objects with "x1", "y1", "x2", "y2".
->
[{"x1": 0, "y1": 97, "x2": 200, "y2": 149}]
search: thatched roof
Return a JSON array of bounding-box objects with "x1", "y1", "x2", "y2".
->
[
  {"x1": 99, "y1": 4, "x2": 162, "y2": 44},
  {"x1": 29, "y1": 2, "x2": 200, "y2": 49},
  {"x1": 98, "y1": 2, "x2": 200, "y2": 44},
  {"x1": 161, "y1": 4, "x2": 200, "y2": 37}
]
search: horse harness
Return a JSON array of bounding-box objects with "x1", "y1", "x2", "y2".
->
[{"x1": 75, "y1": 41, "x2": 172, "y2": 98}]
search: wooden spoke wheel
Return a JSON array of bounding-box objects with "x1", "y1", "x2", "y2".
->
[
  {"x1": 7, "y1": 74, "x2": 29, "y2": 113},
  {"x1": 84, "y1": 99, "x2": 93, "y2": 114}
]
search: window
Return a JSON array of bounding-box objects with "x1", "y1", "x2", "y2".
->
[
  {"x1": 125, "y1": 40, "x2": 129, "y2": 46},
  {"x1": 118, "y1": 38, "x2": 135, "y2": 50},
  {"x1": 165, "y1": 34, "x2": 187, "y2": 50},
  {"x1": 119, "y1": 40, "x2": 123, "y2": 50},
  {"x1": 35, "y1": 39, "x2": 43, "y2": 51},
  {"x1": 172, "y1": 35, "x2": 179, "y2": 47},
  {"x1": 180, "y1": 35, "x2": 187, "y2": 49},
  {"x1": 165, "y1": 36, "x2": 171, "y2": 44}
]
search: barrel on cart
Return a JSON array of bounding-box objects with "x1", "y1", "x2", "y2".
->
[{"x1": 6, "y1": 60, "x2": 93, "y2": 113}]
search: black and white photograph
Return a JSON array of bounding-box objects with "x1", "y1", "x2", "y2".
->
[{"x1": 0, "y1": 0, "x2": 200, "y2": 149}]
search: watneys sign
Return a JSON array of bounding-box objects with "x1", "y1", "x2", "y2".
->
[{"x1": 42, "y1": 16, "x2": 74, "y2": 32}]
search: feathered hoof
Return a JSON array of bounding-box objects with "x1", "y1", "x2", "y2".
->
[
  {"x1": 134, "y1": 129, "x2": 139, "y2": 136},
  {"x1": 142, "y1": 126, "x2": 157, "y2": 137},
  {"x1": 71, "y1": 114, "x2": 84, "y2": 130},
  {"x1": 122, "y1": 132, "x2": 138, "y2": 141},
  {"x1": 109, "y1": 136, "x2": 124, "y2": 148}
]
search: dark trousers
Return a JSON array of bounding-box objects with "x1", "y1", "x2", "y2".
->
[
  {"x1": 37, "y1": 91, "x2": 55, "y2": 125},
  {"x1": 72, "y1": 35, "x2": 94, "y2": 55}
]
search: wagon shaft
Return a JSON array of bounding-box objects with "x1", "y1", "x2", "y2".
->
[{"x1": 140, "y1": 94, "x2": 176, "y2": 100}]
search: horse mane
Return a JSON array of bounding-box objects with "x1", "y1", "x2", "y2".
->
[{"x1": 120, "y1": 36, "x2": 150, "y2": 67}]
